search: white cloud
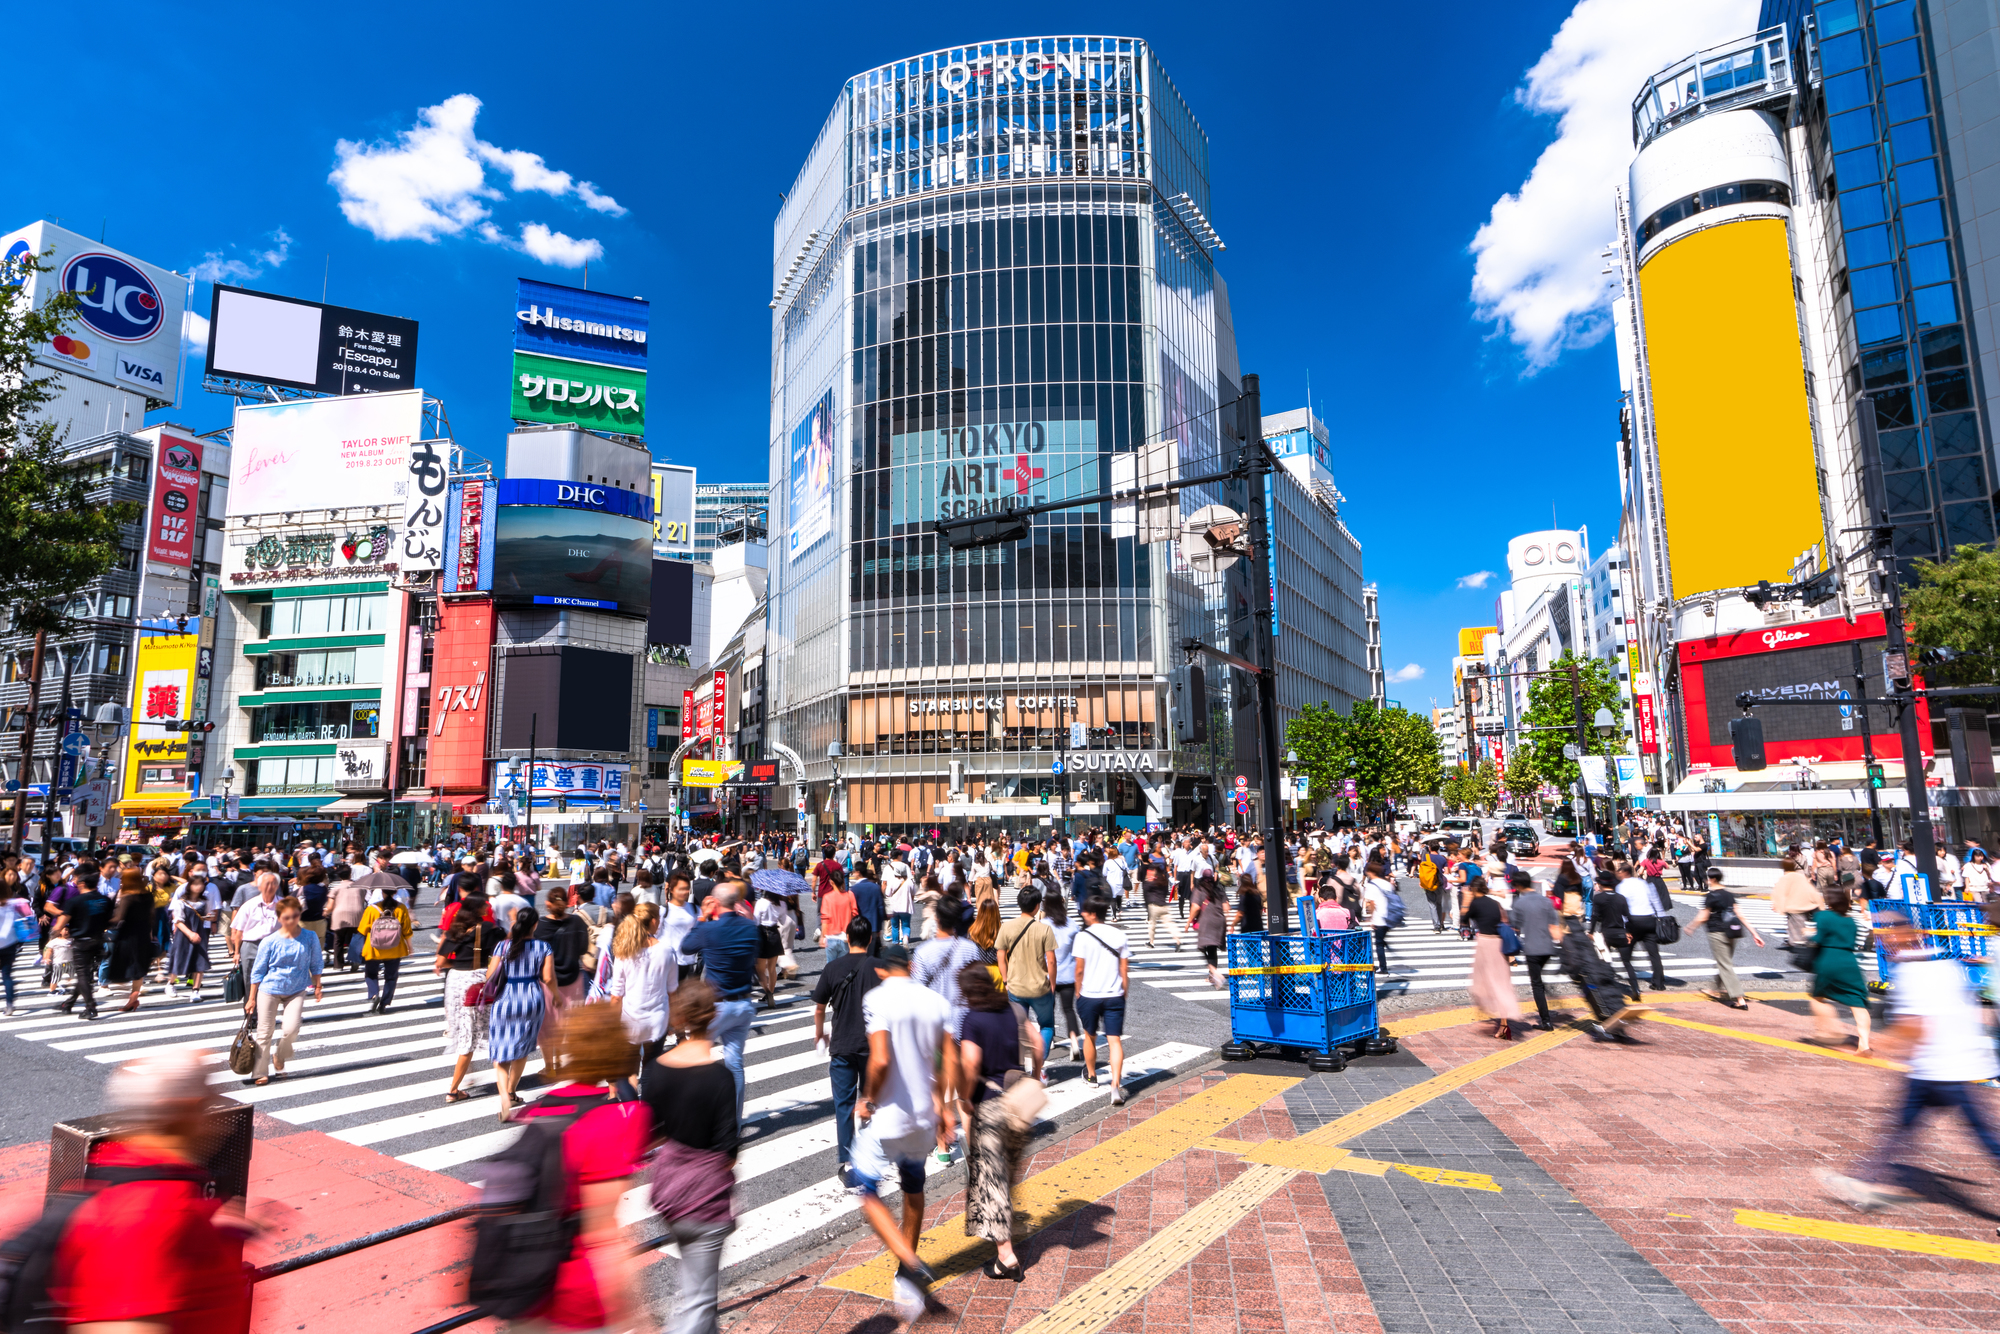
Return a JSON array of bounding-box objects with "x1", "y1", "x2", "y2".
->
[
  {"x1": 329, "y1": 94, "x2": 623, "y2": 260},
  {"x1": 517, "y1": 224, "x2": 603, "y2": 269},
  {"x1": 182, "y1": 310, "x2": 210, "y2": 353},
  {"x1": 1457, "y1": 571, "x2": 1497, "y2": 590},
  {"x1": 1469, "y1": 0, "x2": 1757, "y2": 369},
  {"x1": 191, "y1": 227, "x2": 292, "y2": 283},
  {"x1": 1387, "y1": 663, "x2": 1426, "y2": 683}
]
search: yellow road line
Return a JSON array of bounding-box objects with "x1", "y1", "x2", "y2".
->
[
  {"x1": 915, "y1": 1033, "x2": 1573, "y2": 1334},
  {"x1": 1646, "y1": 1014, "x2": 1909, "y2": 1071},
  {"x1": 1735, "y1": 1209, "x2": 2000, "y2": 1264},
  {"x1": 1198, "y1": 1136, "x2": 1498, "y2": 1191},
  {"x1": 821, "y1": 1073, "x2": 1299, "y2": 1298}
]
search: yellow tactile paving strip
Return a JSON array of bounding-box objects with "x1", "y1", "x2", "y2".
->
[
  {"x1": 880, "y1": 1029, "x2": 1578, "y2": 1334},
  {"x1": 1735, "y1": 1209, "x2": 2000, "y2": 1264},
  {"x1": 821, "y1": 1073, "x2": 1301, "y2": 1298},
  {"x1": 1646, "y1": 1013, "x2": 1909, "y2": 1070}
]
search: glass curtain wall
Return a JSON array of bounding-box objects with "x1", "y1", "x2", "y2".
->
[{"x1": 1809, "y1": 0, "x2": 1993, "y2": 563}]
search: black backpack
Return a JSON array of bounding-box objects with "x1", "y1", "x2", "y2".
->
[
  {"x1": 465, "y1": 1090, "x2": 610, "y2": 1319},
  {"x1": 0, "y1": 1162, "x2": 215, "y2": 1332}
]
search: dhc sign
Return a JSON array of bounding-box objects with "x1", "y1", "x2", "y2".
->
[{"x1": 495, "y1": 478, "x2": 653, "y2": 522}]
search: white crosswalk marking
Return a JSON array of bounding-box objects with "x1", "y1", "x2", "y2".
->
[{"x1": 4, "y1": 928, "x2": 1212, "y2": 1281}]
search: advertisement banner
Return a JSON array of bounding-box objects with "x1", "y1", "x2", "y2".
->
[
  {"x1": 495, "y1": 479, "x2": 653, "y2": 521},
  {"x1": 442, "y1": 480, "x2": 496, "y2": 594},
  {"x1": 886, "y1": 418, "x2": 1099, "y2": 528},
  {"x1": 205, "y1": 285, "x2": 419, "y2": 396},
  {"x1": 491, "y1": 504, "x2": 652, "y2": 615},
  {"x1": 511, "y1": 351, "x2": 646, "y2": 435},
  {"x1": 712, "y1": 670, "x2": 728, "y2": 754},
  {"x1": 1634, "y1": 691, "x2": 1659, "y2": 754},
  {"x1": 651, "y1": 463, "x2": 696, "y2": 549},
  {"x1": 401, "y1": 435, "x2": 448, "y2": 572},
  {"x1": 334, "y1": 740, "x2": 388, "y2": 789},
  {"x1": 787, "y1": 390, "x2": 834, "y2": 557},
  {"x1": 493, "y1": 758, "x2": 627, "y2": 807},
  {"x1": 515, "y1": 279, "x2": 648, "y2": 371},
  {"x1": 229, "y1": 389, "x2": 425, "y2": 516},
  {"x1": 681, "y1": 759, "x2": 742, "y2": 788},
  {"x1": 1, "y1": 222, "x2": 186, "y2": 403},
  {"x1": 123, "y1": 634, "x2": 196, "y2": 802},
  {"x1": 681, "y1": 689, "x2": 695, "y2": 742},
  {"x1": 427, "y1": 599, "x2": 494, "y2": 790},
  {"x1": 146, "y1": 433, "x2": 202, "y2": 569}
]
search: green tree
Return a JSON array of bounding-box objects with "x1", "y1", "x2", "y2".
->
[
  {"x1": 1507, "y1": 652, "x2": 1624, "y2": 797},
  {"x1": 1440, "y1": 758, "x2": 1501, "y2": 814},
  {"x1": 0, "y1": 250, "x2": 139, "y2": 634},
  {"x1": 1284, "y1": 699, "x2": 1443, "y2": 814},
  {"x1": 1905, "y1": 543, "x2": 2000, "y2": 688}
]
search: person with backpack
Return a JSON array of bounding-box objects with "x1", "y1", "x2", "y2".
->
[
  {"x1": 1690, "y1": 866, "x2": 1764, "y2": 1009},
  {"x1": 1415, "y1": 849, "x2": 1448, "y2": 932},
  {"x1": 472, "y1": 1002, "x2": 651, "y2": 1331},
  {"x1": 357, "y1": 878, "x2": 413, "y2": 1014},
  {"x1": 12, "y1": 1049, "x2": 252, "y2": 1332},
  {"x1": 644, "y1": 979, "x2": 739, "y2": 1334}
]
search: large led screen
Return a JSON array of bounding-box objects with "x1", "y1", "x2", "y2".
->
[
  {"x1": 492, "y1": 505, "x2": 653, "y2": 615},
  {"x1": 788, "y1": 389, "x2": 834, "y2": 557},
  {"x1": 1699, "y1": 637, "x2": 1895, "y2": 747}
]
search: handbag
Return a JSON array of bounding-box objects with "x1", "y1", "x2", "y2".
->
[
  {"x1": 1653, "y1": 914, "x2": 1683, "y2": 946},
  {"x1": 1784, "y1": 940, "x2": 1818, "y2": 972},
  {"x1": 223, "y1": 966, "x2": 246, "y2": 1005},
  {"x1": 228, "y1": 1017, "x2": 257, "y2": 1076},
  {"x1": 461, "y1": 933, "x2": 493, "y2": 1007},
  {"x1": 1497, "y1": 922, "x2": 1522, "y2": 957},
  {"x1": 994, "y1": 1068, "x2": 1049, "y2": 1133}
]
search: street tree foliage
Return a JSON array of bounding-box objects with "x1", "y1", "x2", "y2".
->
[
  {"x1": 0, "y1": 250, "x2": 138, "y2": 634},
  {"x1": 1283, "y1": 699, "x2": 1442, "y2": 812},
  {"x1": 1507, "y1": 652, "x2": 1624, "y2": 798},
  {"x1": 1905, "y1": 544, "x2": 2000, "y2": 689},
  {"x1": 1440, "y1": 759, "x2": 1500, "y2": 814}
]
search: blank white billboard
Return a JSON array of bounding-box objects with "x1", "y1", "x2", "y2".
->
[{"x1": 210, "y1": 288, "x2": 322, "y2": 386}]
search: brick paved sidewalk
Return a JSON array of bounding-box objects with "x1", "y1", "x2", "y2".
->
[{"x1": 726, "y1": 994, "x2": 1999, "y2": 1334}]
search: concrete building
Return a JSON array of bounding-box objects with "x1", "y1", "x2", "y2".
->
[{"x1": 1261, "y1": 407, "x2": 1371, "y2": 731}]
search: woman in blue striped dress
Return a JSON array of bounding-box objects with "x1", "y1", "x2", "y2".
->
[{"x1": 482, "y1": 906, "x2": 555, "y2": 1120}]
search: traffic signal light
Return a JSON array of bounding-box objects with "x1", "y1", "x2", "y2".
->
[
  {"x1": 1729, "y1": 715, "x2": 1767, "y2": 771},
  {"x1": 944, "y1": 513, "x2": 1032, "y2": 549},
  {"x1": 1745, "y1": 579, "x2": 1775, "y2": 609},
  {"x1": 1800, "y1": 569, "x2": 1838, "y2": 608},
  {"x1": 1039, "y1": 792, "x2": 1049, "y2": 805},
  {"x1": 159, "y1": 720, "x2": 214, "y2": 733},
  {"x1": 1867, "y1": 763, "x2": 1886, "y2": 789}
]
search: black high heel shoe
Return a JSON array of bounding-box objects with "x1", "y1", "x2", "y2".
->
[{"x1": 982, "y1": 1258, "x2": 1025, "y2": 1282}]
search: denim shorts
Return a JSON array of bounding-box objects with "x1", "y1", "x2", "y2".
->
[
  {"x1": 1009, "y1": 990, "x2": 1055, "y2": 1030},
  {"x1": 1076, "y1": 993, "x2": 1126, "y2": 1037},
  {"x1": 849, "y1": 1122, "x2": 932, "y2": 1199}
]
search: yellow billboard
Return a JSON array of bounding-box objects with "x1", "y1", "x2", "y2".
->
[
  {"x1": 122, "y1": 634, "x2": 197, "y2": 802},
  {"x1": 1639, "y1": 217, "x2": 1823, "y2": 599},
  {"x1": 1457, "y1": 626, "x2": 1497, "y2": 658},
  {"x1": 681, "y1": 758, "x2": 742, "y2": 788}
]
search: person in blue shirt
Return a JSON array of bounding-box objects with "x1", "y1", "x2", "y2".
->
[
  {"x1": 244, "y1": 897, "x2": 323, "y2": 1086},
  {"x1": 679, "y1": 883, "x2": 764, "y2": 1120},
  {"x1": 848, "y1": 863, "x2": 886, "y2": 950}
]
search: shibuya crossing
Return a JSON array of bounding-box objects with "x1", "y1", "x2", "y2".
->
[{"x1": 764, "y1": 36, "x2": 1368, "y2": 840}]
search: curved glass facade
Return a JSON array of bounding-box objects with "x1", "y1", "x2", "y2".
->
[{"x1": 768, "y1": 37, "x2": 1247, "y2": 832}]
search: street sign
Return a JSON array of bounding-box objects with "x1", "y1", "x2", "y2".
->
[
  {"x1": 59, "y1": 732, "x2": 88, "y2": 755},
  {"x1": 1051, "y1": 760, "x2": 1065, "y2": 775},
  {"x1": 1233, "y1": 774, "x2": 1248, "y2": 791},
  {"x1": 1068, "y1": 722, "x2": 1085, "y2": 749},
  {"x1": 1562, "y1": 743, "x2": 1580, "y2": 760},
  {"x1": 1235, "y1": 799, "x2": 1249, "y2": 814}
]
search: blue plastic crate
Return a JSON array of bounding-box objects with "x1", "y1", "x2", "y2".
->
[
  {"x1": 1225, "y1": 928, "x2": 1378, "y2": 1056},
  {"x1": 1871, "y1": 901, "x2": 1992, "y2": 992}
]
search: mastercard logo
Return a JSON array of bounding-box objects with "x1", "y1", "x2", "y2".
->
[{"x1": 51, "y1": 334, "x2": 91, "y2": 361}]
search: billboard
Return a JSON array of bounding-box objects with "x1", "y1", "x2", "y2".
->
[
  {"x1": 1678, "y1": 612, "x2": 1929, "y2": 767},
  {"x1": 1639, "y1": 218, "x2": 1822, "y2": 599},
  {"x1": 123, "y1": 634, "x2": 197, "y2": 802},
  {"x1": 647, "y1": 559, "x2": 694, "y2": 647},
  {"x1": 652, "y1": 463, "x2": 696, "y2": 549},
  {"x1": 1, "y1": 221, "x2": 187, "y2": 403},
  {"x1": 427, "y1": 599, "x2": 494, "y2": 791},
  {"x1": 511, "y1": 351, "x2": 646, "y2": 435},
  {"x1": 515, "y1": 278, "x2": 648, "y2": 370},
  {"x1": 229, "y1": 389, "x2": 425, "y2": 516},
  {"x1": 205, "y1": 285, "x2": 419, "y2": 396},
  {"x1": 491, "y1": 506, "x2": 653, "y2": 614},
  {"x1": 681, "y1": 759, "x2": 741, "y2": 787},
  {"x1": 888, "y1": 419, "x2": 1098, "y2": 527},
  {"x1": 146, "y1": 433, "x2": 203, "y2": 570},
  {"x1": 788, "y1": 389, "x2": 834, "y2": 557},
  {"x1": 442, "y1": 480, "x2": 497, "y2": 594},
  {"x1": 497, "y1": 647, "x2": 633, "y2": 752},
  {"x1": 491, "y1": 758, "x2": 628, "y2": 808}
]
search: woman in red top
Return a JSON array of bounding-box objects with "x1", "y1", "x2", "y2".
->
[
  {"x1": 508, "y1": 1002, "x2": 653, "y2": 1331},
  {"x1": 53, "y1": 1049, "x2": 254, "y2": 1334}
]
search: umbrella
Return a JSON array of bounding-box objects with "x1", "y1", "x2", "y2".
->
[
  {"x1": 388, "y1": 850, "x2": 432, "y2": 865},
  {"x1": 751, "y1": 868, "x2": 810, "y2": 899}
]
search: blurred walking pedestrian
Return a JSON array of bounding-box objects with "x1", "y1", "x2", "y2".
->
[
  {"x1": 1692, "y1": 867, "x2": 1764, "y2": 1009},
  {"x1": 645, "y1": 979, "x2": 739, "y2": 1334},
  {"x1": 107, "y1": 869, "x2": 158, "y2": 1013},
  {"x1": 436, "y1": 888, "x2": 505, "y2": 1105},
  {"x1": 244, "y1": 897, "x2": 323, "y2": 1086},
  {"x1": 1464, "y1": 878, "x2": 1521, "y2": 1041},
  {"x1": 1808, "y1": 881, "x2": 1874, "y2": 1055},
  {"x1": 957, "y1": 963, "x2": 1031, "y2": 1281}
]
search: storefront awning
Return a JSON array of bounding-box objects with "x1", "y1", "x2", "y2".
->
[
  {"x1": 318, "y1": 797, "x2": 377, "y2": 814},
  {"x1": 1664, "y1": 762, "x2": 1912, "y2": 811},
  {"x1": 114, "y1": 798, "x2": 192, "y2": 816}
]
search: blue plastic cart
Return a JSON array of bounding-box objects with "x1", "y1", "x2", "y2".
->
[
  {"x1": 1218, "y1": 917, "x2": 1395, "y2": 1073},
  {"x1": 1871, "y1": 899, "x2": 1993, "y2": 996}
]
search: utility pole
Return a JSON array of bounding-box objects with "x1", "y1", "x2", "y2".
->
[
  {"x1": 39, "y1": 645, "x2": 78, "y2": 845},
  {"x1": 1057, "y1": 699, "x2": 1070, "y2": 835},
  {"x1": 1569, "y1": 663, "x2": 1594, "y2": 838},
  {"x1": 9, "y1": 630, "x2": 47, "y2": 855},
  {"x1": 1877, "y1": 537, "x2": 1939, "y2": 886},
  {"x1": 1850, "y1": 640, "x2": 1885, "y2": 848},
  {"x1": 1240, "y1": 374, "x2": 1292, "y2": 905}
]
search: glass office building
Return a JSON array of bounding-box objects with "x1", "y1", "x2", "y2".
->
[
  {"x1": 1762, "y1": 0, "x2": 1998, "y2": 570},
  {"x1": 766, "y1": 36, "x2": 1280, "y2": 835}
]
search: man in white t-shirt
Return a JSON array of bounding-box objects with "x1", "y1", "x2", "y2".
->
[
  {"x1": 853, "y1": 943, "x2": 952, "y2": 1320},
  {"x1": 1101, "y1": 852, "x2": 1127, "y2": 920},
  {"x1": 1820, "y1": 914, "x2": 2000, "y2": 1212},
  {"x1": 1072, "y1": 896, "x2": 1132, "y2": 1104}
]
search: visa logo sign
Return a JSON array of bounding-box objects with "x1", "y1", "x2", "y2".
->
[{"x1": 118, "y1": 358, "x2": 165, "y2": 388}]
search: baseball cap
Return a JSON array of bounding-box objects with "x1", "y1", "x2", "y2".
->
[{"x1": 877, "y1": 943, "x2": 911, "y2": 968}]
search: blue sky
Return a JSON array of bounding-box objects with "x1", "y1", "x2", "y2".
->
[{"x1": 12, "y1": 0, "x2": 1754, "y2": 705}]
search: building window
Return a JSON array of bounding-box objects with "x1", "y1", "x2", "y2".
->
[
  {"x1": 249, "y1": 755, "x2": 335, "y2": 795},
  {"x1": 248, "y1": 700, "x2": 381, "y2": 743},
  {"x1": 264, "y1": 594, "x2": 387, "y2": 638},
  {"x1": 255, "y1": 646, "x2": 384, "y2": 689}
]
